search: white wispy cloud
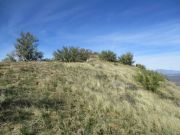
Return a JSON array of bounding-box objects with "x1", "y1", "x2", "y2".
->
[
  {"x1": 85, "y1": 20, "x2": 180, "y2": 47},
  {"x1": 3, "y1": 0, "x2": 83, "y2": 31},
  {"x1": 82, "y1": 21, "x2": 180, "y2": 70}
]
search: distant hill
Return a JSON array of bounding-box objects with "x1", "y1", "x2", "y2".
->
[
  {"x1": 157, "y1": 69, "x2": 180, "y2": 86},
  {"x1": 157, "y1": 69, "x2": 180, "y2": 75},
  {"x1": 166, "y1": 75, "x2": 180, "y2": 86}
]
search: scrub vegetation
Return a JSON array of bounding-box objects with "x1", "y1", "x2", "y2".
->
[{"x1": 53, "y1": 46, "x2": 92, "y2": 62}]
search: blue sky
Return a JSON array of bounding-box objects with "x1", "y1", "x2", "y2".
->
[{"x1": 0, "y1": 0, "x2": 180, "y2": 70}]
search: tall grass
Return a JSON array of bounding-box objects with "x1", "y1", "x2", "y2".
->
[{"x1": 0, "y1": 61, "x2": 179, "y2": 134}]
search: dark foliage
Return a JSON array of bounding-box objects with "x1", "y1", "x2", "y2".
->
[
  {"x1": 15, "y1": 32, "x2": 43, "y2": 61},
  {"x1": 99, "y1": 50, "x2": 117, "y2": 62},
  {"x1": 118, "y1": 52, "x2": 134, "y2": 65},
  {"x1": 53, "y1": 46, "x2": 91, "y2": 62},
  {"x1": 136, "y1": 64, "x2": 146, "y2": 70},
  {"x1": 135, "y1": 70, "x2": 165, "y2": 92}
]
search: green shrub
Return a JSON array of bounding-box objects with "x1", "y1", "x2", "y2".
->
[
  {"x1": 99, "y1": 50, "x2": 117, "y2": 62},
  {"x1": 118, "y1": 52, "x2": 134, "y2": 65},
  {"x1": 2, "y1": 53, "x2": 16, "y2": 62},
  {"x1": 135, "y1": 70, "x2": 165, "y2": 92},
  {"x1": 136, "y1": 64, "x2": 146, "y2": 70},
  {"x1": 53, "y1": 47, "x2": 91, "y2": 62}
]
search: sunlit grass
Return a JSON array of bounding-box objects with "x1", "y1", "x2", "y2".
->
[{"x1": 0, "y1": 61, "x2": 180, "y2": 134}]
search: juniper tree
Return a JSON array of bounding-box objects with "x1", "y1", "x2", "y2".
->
[{"x1": 15, "y1": 32, "x2": 43, "y2": 61}]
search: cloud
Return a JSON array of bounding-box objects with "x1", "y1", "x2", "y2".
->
[{"x1": 85, "y1": 20, "x2": 180, "y2": 47}]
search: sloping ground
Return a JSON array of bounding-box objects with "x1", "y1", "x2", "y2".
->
[{"x1": 0, "y1": 61, "x2": 180, "y2": 135}]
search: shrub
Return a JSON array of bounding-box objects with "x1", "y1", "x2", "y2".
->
[
  {"x1": 135, "y1": 70, "x2": 165, "y2": 92},
  {"x1": 99, "y1": 50, "x2": 117, "y2": 62},
  {"x1": 2, "y1": 52, "x2": 16, "y2": 62},
  {"x1": 42, "y1": 58, "x2": 52, "y2": 61},
  {"x1": 136, "y1": 64, "x2": 146, "y2": 70},
  {"x1": 118, "y1": 52, "x2": 134, "y2": 65},
  {"x1": 53, "y1": 46, "x2": 91, "y2": 62}
]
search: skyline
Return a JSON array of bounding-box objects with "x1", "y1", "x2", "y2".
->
[{"x1": 0, "y1": 0, "x2": 180, "y2": 70}]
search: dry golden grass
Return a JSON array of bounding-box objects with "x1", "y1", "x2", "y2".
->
[{"x1": 0, "y1": 61, "x2": 180, "y2": 135}]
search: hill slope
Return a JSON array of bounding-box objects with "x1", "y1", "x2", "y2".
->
[{"x1": 0, "y1": 61, "x2": 180, "y2": 135}]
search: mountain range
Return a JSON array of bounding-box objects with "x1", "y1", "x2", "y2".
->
[{"x1": 157, "y1": 69, "x2": 180, "y2": 86}]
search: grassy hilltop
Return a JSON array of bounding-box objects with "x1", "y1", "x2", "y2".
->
[{"x1": 0, "y1": 61, "x2": 180, "y2": 135}]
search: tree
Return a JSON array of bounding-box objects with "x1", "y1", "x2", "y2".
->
[
  {"x1": 53, "y1": 46, "x2": 91, "y2": 62},
  {"x1": 118, "y1": 52, "x2": 134, "y2": 65},
  {"x1": 99, "y1": 50, "x2": 117, "y2": 62},
  {"x1": 15, "y1": 32, "x2": 43, "y2": 61}
]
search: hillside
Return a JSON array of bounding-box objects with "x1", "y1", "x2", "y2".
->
[{"x1": 0, "y1": 61, "x2": 180, "y2": 135}]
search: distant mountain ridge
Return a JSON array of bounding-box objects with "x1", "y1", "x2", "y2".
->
[
  {"x1": 156, "y1": 69, "x2": 180, "y2": 75},
  {"x1": 157, "y1": 69, "x2": 180, "y2": 86}
]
